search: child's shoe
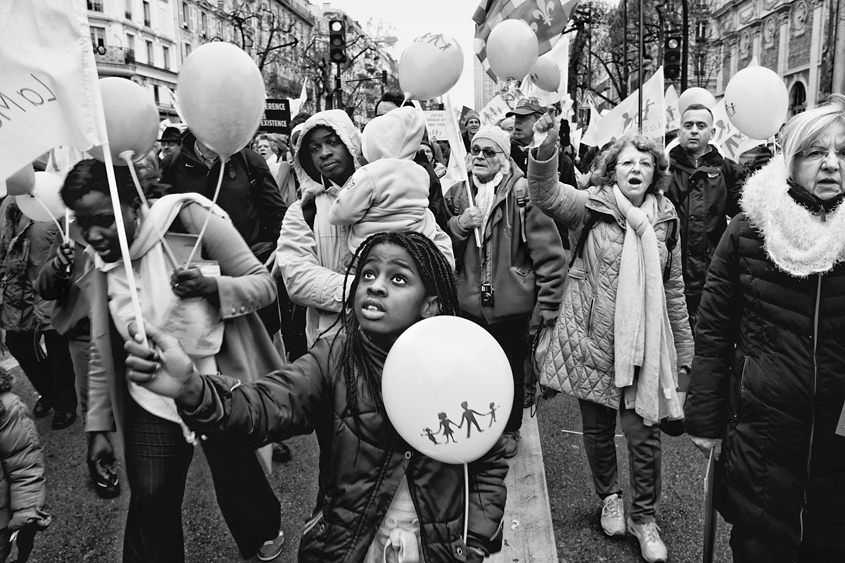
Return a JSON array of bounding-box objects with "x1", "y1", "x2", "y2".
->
[{"x1": 256, "y1": 530, "x2": 285, "y2": 561}]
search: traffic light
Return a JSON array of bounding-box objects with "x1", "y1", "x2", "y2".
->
[
  {"x1": 665, "y1": 35, "x2": 682, "y2": 80},
  {"x1": 328, "y1": 19, "x2": 346, "y2": 64}
]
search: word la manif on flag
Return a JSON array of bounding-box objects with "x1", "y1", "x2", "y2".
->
[
  {"x1": 473, "y1": 0, "x2": 580, "y2": 82},
  {"x1": 0, "y1": 0, "x2": 108, "y2": 181},
  {"x1": 581, "y1": 66, "x2": 666, "y2": 148}
]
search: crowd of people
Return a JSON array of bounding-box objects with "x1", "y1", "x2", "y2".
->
[{"x1": 0, "y1": 88, "x2": 843, "y2": 563}]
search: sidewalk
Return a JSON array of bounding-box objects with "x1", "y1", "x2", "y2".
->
[{"x1": 490, "y1": 409, "x2": 560, "y2": 563}]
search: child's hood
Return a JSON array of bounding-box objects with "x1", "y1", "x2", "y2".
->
[{"x1": 362, "y1": 106, "x2": 426, "y2": 162}]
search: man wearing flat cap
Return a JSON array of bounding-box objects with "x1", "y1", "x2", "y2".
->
[
  {"x1": 444, "y1": 125, "x2": 566, "y2": 459},
  {"x1": 507, "y1": 100, "x2": 545, "y2": 175}
]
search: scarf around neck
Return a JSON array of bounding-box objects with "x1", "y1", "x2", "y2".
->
[
  {"x1": 473, "y1": 170, "x2": 504, "y2": 237},
  {"x1": 612, "y1": 186, "x2": 683, "y2": 425},
  {"x1": 742, "y1": 155, "x2": 845, "y2": 277}
]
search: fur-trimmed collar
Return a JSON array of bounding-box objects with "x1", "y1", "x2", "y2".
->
[{"x1": 741, "y1": 155, "x2": 845, "y2": 277}]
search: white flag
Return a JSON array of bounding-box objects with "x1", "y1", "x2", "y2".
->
[
  {"x1": 581, "y1": 102, "x2": 604, "y2": 147},
  {"x1": 478, "y1": 95, "x2": 511, "y2": 127},
  {"x1": 579, "y1": 67, "x2": 666, "y2": 149},
  {"x1": 289, "y1": 79, "x2": 308, "y2": 116},
  {"x1": 441, "y1": 94, "x2": 469, "y2": 190},
  {"x1": 0, "y1": 0, "x2": 108, "y2": 181},
  {"x1": 665, "y1": 86, "x2": 680, "y2": 132}
]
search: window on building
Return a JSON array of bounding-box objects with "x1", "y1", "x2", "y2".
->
[
  {"x1": 201, "y1": 12, "x2": 208, "y2": 37},
  {"x1": 143, "y1": 1, "x2": 151, "y2": 25},
  {"x1": 146, "y1": 40, "x2": 154, "y2": 65},
  {"x1": 162, "y1": 45, "x2": 170, "y2": 69},
  {"x1": 184, "y1": 42, "x2": 192, "y2": 58},
  {"x1": 182, "y1": 1, "x2": 190, "y2": 29},
  {"x1": 90, "y1": 26, "x2": 106, "y2": 49},
  {"x1": 189, "y1": 7, "x2": 196, "y2": 32},
  {"x1": 154, "y1": 85, "x2": 160, "y2": 104},
  {"x1": 87, "y1": 0, "x2": 103, "y2": 12},
  {"x1": 127, "y1": 33, "x2": 135, "y2": 50},
  {"x1": 125, "y1": 0, "x2": 132, "y2": 19}
]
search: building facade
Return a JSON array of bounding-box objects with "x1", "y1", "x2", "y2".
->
[{"x1": 711, "y1": 0, "x2": 836, "y2": 114}]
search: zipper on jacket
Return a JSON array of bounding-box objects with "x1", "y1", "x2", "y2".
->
[
  {"x1": 587, "y1": 297, "x2": 597, "y2": 338},
  {"x1": 800, "y1": 273, "x2": 823, "y2": 541},
  {"x1": 732, "y1": 357, "x2": 748, "y2": 425}
]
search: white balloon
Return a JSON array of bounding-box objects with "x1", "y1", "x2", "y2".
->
[
  {"x1": 16, "y1": 172, "x2": 66, "y2": 223},
  {"x1": 486, "y1": 20, "x2": 539, "y2": 82},
  {"x1": 724, "y1": 66, "x2": 789, "y2": 140},
  {"x1": 382, "y1": 316, "x2": 513, "y2": 465}
]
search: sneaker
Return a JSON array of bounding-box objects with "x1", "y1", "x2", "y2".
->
[
  {"x1": 628, "y1": 518, "x2": 668, "y2": 563},
  {"x1": 256, "y1": 530, "x2": 285, "y2": 561},
  {"x1": 600, "y1": 494, "x2": 626, "y2": 536},
  {"x1": 501, "y1": 431, "x2": 520, "y2": 459}
]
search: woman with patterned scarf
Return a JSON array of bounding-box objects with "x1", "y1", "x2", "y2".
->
[
  {"x1": 528, "y1": 117, "x2": 693, "y2": 563},
  {"x1": 685, "y1": 94, "x2": 845, "y2": 562}
]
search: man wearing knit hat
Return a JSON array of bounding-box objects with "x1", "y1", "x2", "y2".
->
[
  {"x1": 444, "y1": 125, "x2": 566, "y2": 459},
  {"x1": 506, "y1": 100, "x2": 545, "y2": 175},
  {"x1": 461, "y1": 110, "x2": 481, "y2": 151}
]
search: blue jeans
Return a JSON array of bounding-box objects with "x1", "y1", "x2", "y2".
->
[
  {"x1": 579, "y1": 398, "x2": 662, "y2": 523},
  {"x1": 122, "y1": 398, "x2": 280, "y2": 563}
]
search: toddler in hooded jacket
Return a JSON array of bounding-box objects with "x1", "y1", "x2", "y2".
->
[
  {"x1": 328, "y1": 106, "x2": 441, "y2": 255},
  {"x1": 0, "y1": 368, "x2": 51, "y2": 563}
]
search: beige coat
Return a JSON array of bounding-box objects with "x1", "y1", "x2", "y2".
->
[
  {"x1": 529, "y1": 150, "x2": 694, "y2": 408},
  {"x1": 82, "y1": 202, "x2": 283, "y2": 435}
]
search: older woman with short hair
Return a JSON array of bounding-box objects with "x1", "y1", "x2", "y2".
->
[
  {"x1": 528, "y1": 120, "x2": 693, "y2": 563},
  {"x1": 445, "y1": 125, "x2": 567, "y2": 460},
  {"x1": 685, "y1": 94, "x2": 845, "y2": 562}
]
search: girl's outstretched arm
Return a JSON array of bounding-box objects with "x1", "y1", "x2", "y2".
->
[{"x1": 125, "y1": 322, "x2": 328, "y2": 447}]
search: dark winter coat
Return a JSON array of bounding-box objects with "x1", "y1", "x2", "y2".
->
[
  {"x1": 181, "y1": 335, "x2": 508, "y2": 562},
  {"x1": 666, "y1": 145, "x2": 745, "y2": 311},
  {"x1": 685, "y1": 157, "x2": 845, "y2": 550},
  {"x1": 160, "y1": 131, "x2": 287, "y2": 250}
]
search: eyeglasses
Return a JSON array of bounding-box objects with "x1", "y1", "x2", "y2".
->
[
  {"x1": 470, "y1": 146, "x2": 501, "y2": 158},
  {"x1": 797, "y1": 148, "x2": 845, "y2": 164},
  {"x1": 617, "y1": 159, "x2": 654, "y2": 170}
]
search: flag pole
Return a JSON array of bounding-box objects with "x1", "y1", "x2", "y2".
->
[
  {"x1": 101, "y1": 145, "x2": 147, "y2": 347},
  {"x1": 638, "y1": 0, "x2": 644, "y2": 132}
]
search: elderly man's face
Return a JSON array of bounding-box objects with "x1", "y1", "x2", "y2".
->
[
  {"x1": 160, "y1": 141, "x2": 179, "y2": 158},
  {"x1": 513, "y1": 113, "x2": 539, "y2": 145},
  {"x1": 470, "y1": 139, "x2": 504, "y2": 183}
]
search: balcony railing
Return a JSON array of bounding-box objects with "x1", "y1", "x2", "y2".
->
[
  {"x1": 277, "y1": 0, "x2": 315, "y2": 25},
  {"x1": 93, "y1": 46, "x2": 136, "y2": 66}
]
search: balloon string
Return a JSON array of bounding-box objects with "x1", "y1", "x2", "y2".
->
[
  {"x1": 184, "y1": 156, "x2": 226, "y2": 268},
  {"x1": 100, "y1": 144, "x2": 147, "y2": 348},
  {"x1": 463, "y1": 463, "x2": 469, "y2": 544},
  {"x1": 64, "y1": 209, "x2": 70, "y2": 243},
  {"x1": 122, "y1": 153, "x2": 180, "y2": 269},
  {"x1": 31, "y1": 196, "x2": 66, "y2": 242}
]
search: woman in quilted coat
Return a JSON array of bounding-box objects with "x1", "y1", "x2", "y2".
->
[
  {"x1": 528, "y1": 117, "x2": 693, "y2": 563},
  {"x1": 685, "y1": 94, "x2": 845, "y2": 562}
]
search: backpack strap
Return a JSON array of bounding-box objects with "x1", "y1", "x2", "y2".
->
[{"x1": 512, "y1": 182, "x2": 528, "y2": 244}]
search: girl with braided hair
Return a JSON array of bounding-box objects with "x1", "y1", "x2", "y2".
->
[{"x1": 122, "y1": 231, "x2": 509, "y2": 563}]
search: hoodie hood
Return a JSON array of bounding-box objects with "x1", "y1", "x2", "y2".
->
[
  {"x1": 293, "y1": 110, "x2": 362, "y2": 187},
  {"x1": 361, "y1": 106, "x2": 425, "y2": 162}
]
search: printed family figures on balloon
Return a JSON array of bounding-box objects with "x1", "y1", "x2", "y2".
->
[{"x1": 421, "y1": 402, "x2": 500, "y2": 445}]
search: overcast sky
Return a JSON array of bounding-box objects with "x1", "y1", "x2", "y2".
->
[{"x1": 318, "y1": 0, "x2": 478, "y2": 109}]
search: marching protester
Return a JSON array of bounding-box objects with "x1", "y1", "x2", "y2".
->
[
  {"x1": 0, "y1": 199, "x2": 77, "y2": 432},
  {"x1": 461, "y1": 110, "x2": 481, "y2": 151},
  {"x1": 60, "y1": 160, "x2": 286, "y2": 562},
  {"x1": 157, "y1": 126, "x2": 182, "y2": 162},
  {"x1": 665, "y1": 103, "x2": 746, "y2": 327},
  {"x1": 507, "y1": 100, "x2": 545, "y2": 175},
  {"x1": 528, "y1": 116, "x2": 692, "y2": 563},
  {"x1": 123, "y1": 231, "x2": 509, "y2": 563},
  {"x1": 685, "y1": 94, "x2": 845, "y2": 562},
  {"x1": 275, "y1": 109, "x2": 361, "y2": 347},
  {"x1": 255, "y1": 134, "x2": 280, "y2": 166},
  {"x1": 445, "y1": 125, "x2": 567, "y2": 459}
]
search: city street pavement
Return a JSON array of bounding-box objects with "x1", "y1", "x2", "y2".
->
[{"x1": 10, "y1": 351, "x2": 733, "y2": 563}]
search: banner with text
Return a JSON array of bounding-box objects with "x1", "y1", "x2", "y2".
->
[
  {"x1": 0, "y1": 0, "x2": 108, "y2": 181},
  {"x1": 259, "y1": 99, "x2": 292, "y2": 134},
  {"x1": 423, "y1": 111, "x2": 448, "y2": 140}
]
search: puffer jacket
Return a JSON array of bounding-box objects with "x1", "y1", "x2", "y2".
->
[
  {"x1": 529, "y1": 149, "x2": 694, "y2": 408},
  {"x1": 444, "y1": 163, "x2": 566, "y2": 323},
  {"x1": 275, "y1": 110, "x2": 362, "y2": 346},
  {"x1": 182, "y1": 336, "x2": 508, "y2": 562},
  {"x1": 666, "y1": 145, "x2": 745, "y2": 310},
  {"x1": 0, "y1": 370, "x2": 50, "y2": 532},
  {"x1": 685, "y1": 157, "x2": 845, "y2": 550}
]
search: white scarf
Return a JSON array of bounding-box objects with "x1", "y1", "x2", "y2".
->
[
  {"x1": 473, "y1": 170, "x2": 504, "y2": 238},
  {"x1": 741, "y1": 155, "x2": 845, "y2": 277},
  {"x1": 612, "y1": 186, "x2": 683, "y2": 425}
]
